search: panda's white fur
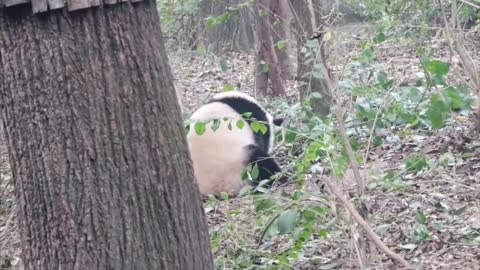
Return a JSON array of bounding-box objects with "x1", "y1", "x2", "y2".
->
[{"x1": 187, "y1": 91, "x2": 279, "y2": 196}]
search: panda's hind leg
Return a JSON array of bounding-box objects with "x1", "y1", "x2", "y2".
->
[{"x1": 245, "y1": 144, "x2": 286, "y2": 188}]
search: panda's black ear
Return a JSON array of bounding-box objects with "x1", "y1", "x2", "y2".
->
[{"x1": 273, "y1": 117, "x2": 284, "y2": 126}]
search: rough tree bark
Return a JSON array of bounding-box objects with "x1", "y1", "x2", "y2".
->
[
  {"x1": 198, "y1": 0, "x2": 254, "y2": 54},
  {"x1": 254, "y1": 0, "x2": 285, "y2": 96},
  {"x1": 290, "y1": 0, "x2": 333, "y2": 116},
  {"x1": 269, "y1": 0, "x2": 294, "y2": 80},
  {"x1": 0, "y1": 1, "x2": 213, "y2": 269}
]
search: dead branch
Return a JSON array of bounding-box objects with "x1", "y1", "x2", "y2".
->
[
  {"x1": 439, "y1": 0, "x2": 480, "y2": 132},
  {"x1": 322, "y1": 176, "x2": 413, "y2": 269},
  {"x1": 335, "y1": 109, "x2": 365, "y2": 194}
]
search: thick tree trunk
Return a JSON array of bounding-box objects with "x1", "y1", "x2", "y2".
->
[
  {"x1": 254, "y1": 0, "x2": 285, "y2": 96},
  {"x1": 0, "y1": 2, "x2": 213, "y2": 270},
  {"x1": 269, "y1": 0, "x2": 294, "y2": 80},
  {"x1": 198, "y1": 0, "x2": 254, "y2": 54},
  {"x1": 290, "y1": 0, "x2": 333, "y2": 116}
]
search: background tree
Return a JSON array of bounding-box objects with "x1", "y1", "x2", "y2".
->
[
  {"x1": 289, "y1": 0, "x2": 333, "y2": 116},
  {"x1": 269, "y1": 0, "x2": 294, "y2": 80},
  {"x1": 254, "y1": 0, "x2": 286, "y2": 96},
  {"x1": 0, "y1": 1, "x2": 213, "y2": 269},
  {"x1": 198, "y1": 0, "x2": 255, "y2": 54}
]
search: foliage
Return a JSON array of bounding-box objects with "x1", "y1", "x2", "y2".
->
[
  {"x1": 345, "y1": 0, "x2": 479, "y2": 46},
  {"x1": 196, "y1": 17, "x2": 476, "y2": 267},
  {"x1": 203, "y1": 0, "x2": 253, "y2": 29},
  {"x1": 157, "y1": 0, "x2": 201, "y2": 47},
  {"x1": 168, "y1": 0, "x2": 479, "y2": 268}
]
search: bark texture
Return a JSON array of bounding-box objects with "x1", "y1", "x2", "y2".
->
[
  {"x1": 0, "y1": 2, "x2": 213, "y2": 269},
  {"x1": 290, "y1": 0, "x2": 333, "y2": 116},
  {"x1": 269, "y1": 0, "x2": 294, "y2": 80},
  {"x1": 254, "y1": 0, "x2": 285, "y2": 96}
]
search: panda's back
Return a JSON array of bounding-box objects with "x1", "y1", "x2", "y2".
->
[
  {"x1": 188, "y1": 102, "x2": 255, "y2": 143},
  {"x1": 187, "y1": 102, "x2": 255, "y2": 195}
]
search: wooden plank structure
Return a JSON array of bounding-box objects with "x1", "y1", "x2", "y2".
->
[{"x1": 0, "y1": 0, "x2": 143, "y2": 13}]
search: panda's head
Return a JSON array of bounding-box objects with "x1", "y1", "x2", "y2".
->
[{"x1": 210, "y1": 91, "x2": 282, "y2": 153}]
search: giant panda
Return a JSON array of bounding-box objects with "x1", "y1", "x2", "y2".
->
[{"x1": 187, "y1": 91, "x2": 285, "y2": 196}]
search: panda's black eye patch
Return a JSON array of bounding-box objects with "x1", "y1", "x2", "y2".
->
[{"x1": 273, "y1": 118, "x2": 284, "y2": 126}]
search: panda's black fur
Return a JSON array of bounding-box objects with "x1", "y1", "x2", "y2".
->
[{"x1": 187, "y1": 91, "x2": 284, "y2": 196}]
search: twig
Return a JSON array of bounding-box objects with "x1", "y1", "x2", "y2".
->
[
  {"x1": 322, "y1": 177, "x2": 412, "y2": 268},
  {"x1": 0, "y1": 177, "x2": 13, "y2": 199},
  {"x1": 335, "y1": 109, "x2": 365, "y2": 195},
  {"x1": 458, "y1": 0, "x2": 480, "y2": 9}
]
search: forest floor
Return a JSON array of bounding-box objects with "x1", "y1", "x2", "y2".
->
[
  {"x1": 170, "y1": 25, "x2": 480, "y2": 270},
  {"x1": 1, "y1": 25, "x2": 480, "y2": 269}
]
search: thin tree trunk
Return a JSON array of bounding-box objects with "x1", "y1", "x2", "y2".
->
[
  {"x1": 254, "y1": 0, "x2": 285, "y2": 96},
  {"x1": 0, "y1": 2, "x2": 213, "y2": 269},
  {"x1": 199, "y1": 0, "x2": 254, "y2": 54},
  {"x1": 290, "y1": 0, "x2": 333, "y2": 116},
  {"x1": 269, "y1": 0, "x2": 294, "y2": 80}
]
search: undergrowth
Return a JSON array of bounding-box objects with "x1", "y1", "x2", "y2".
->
[{"x1": 186, "y1": 24, "x2": 478, "y2": 269}]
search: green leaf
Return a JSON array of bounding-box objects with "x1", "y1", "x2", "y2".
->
[
  {"x1": 377, "y1": 71, "x2": 387, "y2": 85},
  {"x1": 426, "y1": 93, "x2": 448, "y2": 129},
  {"x1": 377, "y1": 71, "x2": 393, "y2": 89},
  {"x1": 362, "y1": 47, "x2": 374, "y2": 61},
  {"x1": 425, "y1": 60, "x2": 449, "y2": 76},
  {"x1": 373, "y1": 136, "x2": 383, "y2": 148},
  {"x1": 241, "y1": 164, "x2": 251, "y2": 180},
  {"x1": 261, "y1": 62, "x2": 269, "y2": 73},
  {"x1": 243, "y1": 112, "x2": 252, "y2": 118},
  {"x1": 416, "y1": 209, "x2": 427, "y2": 224},
  {"x1": 251, "y1": 163, "x2": 259, "y2": 180},
  {"x1": 211, "y1": 119, "x2": 220, "y2": 131},
  {"x1": 275, "y1": 40, "x2": 287, "y2": 50},
  {"x1": 318, "y1": 229, "x2": 329, "y2": 239},
  {"x1": 194, "y1": 122, "x2": 206, "y2": 135},
  {"x1": 352, "y1": 86, "x2": 375, "y2": 97},
  {"x1": 219, "y1": 192, "x2": 229, "y2": 201},
  {"x1": 219, "y1": 60, "x2": 228, "y2": 72},
  {"x1": 374, "y1": 32, "x2": 386, "y2": 43},
  {"x1": 250, "y1": 121, "x2": 268, "y2": 135},
  {"x1": 204, "y1": 12, "x2": 233, "y2": 29},
  {"x1": 412, "y1": 224, "x2": 431, "y2": 243},
  {"x1": 254, "y1": 198, "x2": 276, "y2": 213},
  {"x1": 223, "y1": 83, "x2": 235, "y2": 91},
  {"x1": 443, "y1": 85, "x2": 472, "y2": 111},
  {"x1": 236, "y1": 119, "x2": 245, "y2": 129},
  {"x1": 285, "y1": 131, "x2": 297, "y2": 143},
  {"x1": 204, "y1": 16, "x2": 216, "y2": 29},
  {"x1": 425, "y1": 108, "x2": 444, "y2": 129},
  {"x1": 310, "y1": 92, "x2": 322, "y2": 99},
  {"x1": 277, "y1": 210, "x2": 299, "y2": 234},
  {"x1": 405, "y1": 155, "x2": 428, "y2": 172},
  {"x1": 259, "y1": 9, "x2": 268, "y2": 17}
]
